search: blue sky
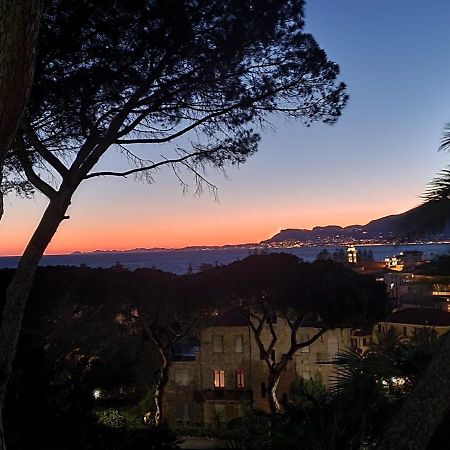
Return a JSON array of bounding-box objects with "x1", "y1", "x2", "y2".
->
[{"x1": 2, "y1": 1, "x2": 450, "y2": 254}]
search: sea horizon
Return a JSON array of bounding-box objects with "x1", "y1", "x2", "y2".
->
[{"x1": 1, "y1": 242, "x2": 449, "y2": 275}]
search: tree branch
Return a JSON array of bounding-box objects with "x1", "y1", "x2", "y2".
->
[
  {"x1": 84, "y1": 149, "x2": 213, "y2": 179},
  {"x1": 22, "y1": 121, "x2": 69, "y2": 177},
  {"x1": 14, "y1": 135, "x2": 57, "y2": 199}
]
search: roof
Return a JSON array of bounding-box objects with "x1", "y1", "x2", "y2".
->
[
  {"x1": 384, "y1": 308, "x2": 450, "y2": 327},
  {"x1": 212, "y1": 310, "x2": 248, "y2": 327},
  {"x1": 352, "y1": 328, "x2": 372, "y2": 337}
]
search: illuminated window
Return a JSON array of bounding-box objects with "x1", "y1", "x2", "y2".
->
[
  {"x1": 236, "y1": 368, "x2": 245, "y2": 388},
  {"x1": 214, "y1": 370, "x2": 225, "y2": 388},
  {"x1": 212, "y1": 335, "x2": 223, "y2": 352},
  {"x1": 235, "y1": 335, "x2": 243, "y2": 353}
]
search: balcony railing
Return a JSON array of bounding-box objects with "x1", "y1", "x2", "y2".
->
[{"x1": 316, "y1": 352, "x2": 336, "y2": 364}]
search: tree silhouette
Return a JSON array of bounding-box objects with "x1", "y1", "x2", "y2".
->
[{"x1": 0, "y1": 0, "x2": 348, "y2": 442}]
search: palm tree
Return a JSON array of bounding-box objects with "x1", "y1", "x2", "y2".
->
[{"x1": 378, "y1": 124, "x2": 450, "y2": 448}]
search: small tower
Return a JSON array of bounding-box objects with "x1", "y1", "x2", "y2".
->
[{"x1": 347, "y1": 245, "x2": 357, "y2": 264}]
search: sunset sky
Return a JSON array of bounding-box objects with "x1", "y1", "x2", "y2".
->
[{"x1": 2, "y1": 0, "x2": 450, "y2": 256}]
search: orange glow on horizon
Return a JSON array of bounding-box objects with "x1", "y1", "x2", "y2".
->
[{"x1": 1, "y1": 198, "x2": 421, "y2": 256}]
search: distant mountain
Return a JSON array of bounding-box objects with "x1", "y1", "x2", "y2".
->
[{"x1": 262, "y1": 200, "x2": 450, "y2": 244}]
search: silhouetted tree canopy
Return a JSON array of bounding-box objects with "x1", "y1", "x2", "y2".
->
[
  {"x1": 8, "y1": 0, "x2": 348, "y2": 193},
  {"x1": 190, "y1": 253, "x2": 389, "y2": 328}
]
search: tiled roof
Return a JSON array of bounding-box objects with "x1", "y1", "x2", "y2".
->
[{"x1": 384, "y1": 308, "x2": 450, "y2": 326}]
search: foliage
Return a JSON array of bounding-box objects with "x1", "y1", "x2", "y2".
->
[
  {"x1": 315, "y1": 249, "x2": 331, "y2": 261},
  {"x1": 5, "y1": 0, "x2": 348, "y2": 200},
  {"x1": 290, "y1": 373, "x2": 328, "y2": 408},
  {"x1": 96, "y1": 409, "x2": 127, "y2": 428},
  {"x1": 331, "y1": 248, "x2": 347, "y2": 263},
  {"x1": 416, "y1": 251, "x2": 450, "y2": 275},
  {"x1": 0, "y1": 258, "x2": 389, "y2": 448}
]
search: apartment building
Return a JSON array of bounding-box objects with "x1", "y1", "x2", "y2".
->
[{"x1": 164, "y1": 311, "x2": 351, "y2": 426}]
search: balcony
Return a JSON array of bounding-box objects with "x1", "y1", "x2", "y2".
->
[
  {"x1": 316, "y1": 352, "x2": 335, "y2": 364},
  {"x1": 194, "y1": 389, "x2": 252, "y2": 402}
]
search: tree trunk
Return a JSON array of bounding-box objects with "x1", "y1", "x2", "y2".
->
[
  {"x1": 0, "y1": 192, "x2": 71, "y2": 450},
  {"x1": 154, "y1": 359, "x2": 170, "y2": 427},
  {"x1": 0, "y1": 412, "x2": 4, "y2": 450},
  {"x1": 379, "y1": 333, "x2": 450, "y2": 449},
  {"x1": 0, "y1": 0, "x2": 44, "y2": 221},
  {"x1": 267, "y1": 369, "x2": 282, "y2": 416}
]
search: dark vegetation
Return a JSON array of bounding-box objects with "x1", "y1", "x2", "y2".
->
[
  {"x1": 0, "y1": 4, "x2": 348, "y2": 444},
  {"x1": 0, "y1": 253, "x2": 390, "y2": 449}
]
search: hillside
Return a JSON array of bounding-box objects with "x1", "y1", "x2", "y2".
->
[{"x1": 262, "y1": 200, "x2": 450, "y2": 244}]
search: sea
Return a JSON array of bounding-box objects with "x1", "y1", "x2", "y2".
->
[{"x1": 0, "y1": 243, "x2": 449, "y2": 275}]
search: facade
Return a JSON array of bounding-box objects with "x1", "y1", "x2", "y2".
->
[
  {"x1": 164, "y1": 311, "x2": 352, "y2": 426},
  {"x1": 350, "y1": 328, "x2": 373, "y2": 354}
]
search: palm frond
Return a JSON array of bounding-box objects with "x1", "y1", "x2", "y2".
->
[
  {"x1": 439, "y1": 123, "x2": 450, "y2": 152},
  {"x1": 422, "y1": 167, "x2": 450, "y2": 201}
]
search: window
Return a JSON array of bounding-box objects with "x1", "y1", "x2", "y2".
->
[
  {"x1": 362, "y1": 338, "x2": 367, "y2": 347},
  {"x1": 235, "y1": 335, "x2": 243, "y2": 353},
  {"x1": 300, "y1": 334, "x2": 310, "y2": 353},
  {"x1": 403, "y1": 326, "x2": 407, "y2": 337},
  {"x1": 261, "y1": 382, "x2": 266, "y2": 398},
  {"x1": 214, "y1": 404, "x2": 226, "y2": 422},
  {"x1": 328, "y1": 335, "x2": 339, "y2": 359},
  {"x1": 236, "y1": 368, "x2": 245, "y2": 388},
  {"x1": 214, "y1": 370, "x2": 225, "y2": 388},
  {"x1": 212, "y1": 335, "x2": 223, "y2": 353},
  {"x1": 176, "y1": 403, "x2": 190, "y2": 422},
  {"x1": 174, "y1": 369, "x2": 189, "y2": 386}
]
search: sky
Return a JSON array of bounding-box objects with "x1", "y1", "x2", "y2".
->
[{"x1": 2, "y1": 0, "x2": 450, "y2": 255}]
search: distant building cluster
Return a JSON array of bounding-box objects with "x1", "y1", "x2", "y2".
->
[{"x1": 384, "y1": 250, "x2": 424, "y2": 271}]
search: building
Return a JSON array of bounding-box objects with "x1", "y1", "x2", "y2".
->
[
  {"x1": 376, "y1": 308, "x2": 450, "y2": 340},
  {"x1": 347, "y1": 245, "x2": 358, "y2": 264},
  {"x1": 384, "y1": 251, "x2": 424, "y2": 271},
  {"x1": 164, "y1": 311, "x2": 352, "y2": 426},
  {"x1": 350, "y1": 328, "x2": 373, "y2": 354}
]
